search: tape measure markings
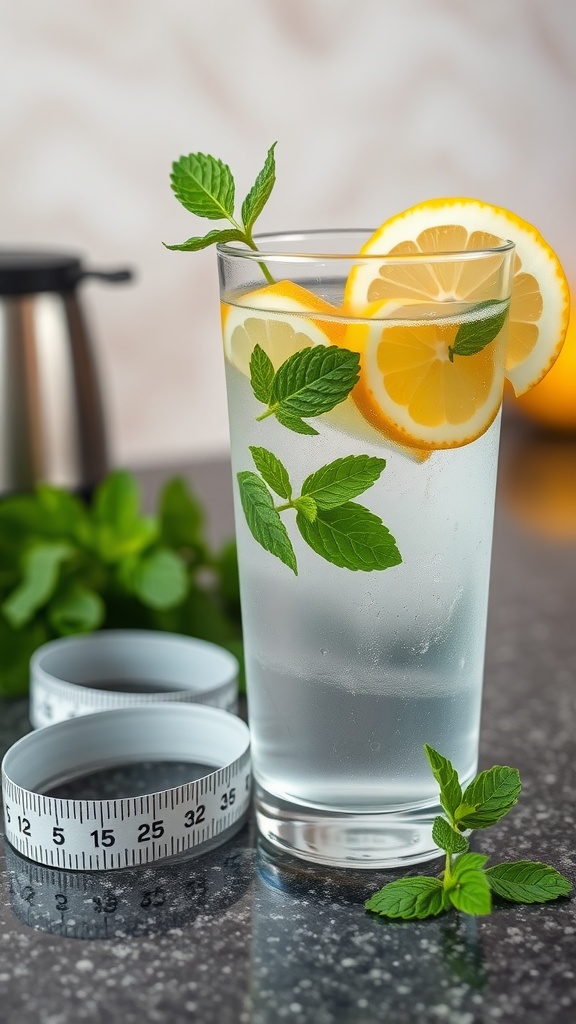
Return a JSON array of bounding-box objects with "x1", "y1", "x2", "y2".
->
[
  {"x1": 2, "y1": 704, "x2": 251, "y2": 871},
  {"x1": 29, "y1": 630, "x2": 239, "y2": 728}
]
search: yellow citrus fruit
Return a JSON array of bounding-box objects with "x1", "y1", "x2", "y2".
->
[
  {"x1": 344, "y1": 298, "x2": 505, "y2": 449},
  {"x1": 343, "y1": 198, "x2": 570, "y2": 449},
  {"x1": 221, "y1": 282, "x2": 429, "y2": 460},
  {"x1": 513, "y1": 295, "x2": 576, "y2": 431},
  {"x1": 221, "y1": 280, "x2": 344, "y2": 376}
]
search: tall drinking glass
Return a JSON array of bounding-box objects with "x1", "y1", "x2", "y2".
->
[{"x1": 217, "y1": 231, "x2": 515, "y2": 868}]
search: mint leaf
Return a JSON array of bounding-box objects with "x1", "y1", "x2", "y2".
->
[
  {"x1": 241, "y1": 143, "x2": 277, "y2": 232},
  {"x1": 302, "y1": 455, "x2": 386, "y2": 510},
  {"x1": 365, "y1": 877, "x2": 447, "y2": 920},
  {"x1": 268, "y1": 346, "x2": 360, "y2": 422},
  {"x1": 250, "y1": 344, "x2": 275, "y2": 405},
  {"x1": 423, "y1": 745, "x2": 463, "y2": 821},
  {"x1": 446, "y1": 853, "x2": 492, "y2": 915},
  {"x1": 432, "y1": 816, "x2": 469, "y2": 855},
  {"x1": 159, "y1": 477, "x2": 206, "y2": 561},
  {"x1": 455, "y1": 766, "x2": 521, "y2": 829},
  {"x1": 249, "y1": 446, "x2": 292, "y2": 499},
  {"x1": 130, "y1": 548, "x2": 188, "y2": 610},
  {"x1": 486, "y1": 862, "x2": 573, "y2": 904},
  {"x1": 296, "y1": 502, "x2": 401, "y2": 572},
  {"x1": 292, "y1": 495, "x2": 317, "y2": 523},
  {"x1": 2, "y1": 542, "x2": 73, "y2": 628},
  {"x1": 237, "y1": 471, "x2": 297, "y2": 574},
  {"x1": 92, "y1": 472, "x2": 157, "y2": 562},
  {"x1": 164, "y1": 228, "x2": 245, "y2": 252},
  {"x1": 170, "y1": 152, "x2": 235, "y2": 220},
  {"x1": 448, "y1": 300, "x2": 509, "y2": 361},
  {"x1": 275, "y1": 408, "x2": 319, "y2": 435},
  {"x1": 48, "y1": 584, "x2": 105, "y2": 635}
]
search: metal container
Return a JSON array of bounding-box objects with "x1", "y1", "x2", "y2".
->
[{"x1": 0, "y1": 251, "x2": 132, "y2": 495}]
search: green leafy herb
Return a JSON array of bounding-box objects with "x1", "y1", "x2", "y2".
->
[
  {"x1": 302, "y1": 455, "x2": 387, "y2": 510},
  {"x1": 249, "y1": 446, "x2": 292, "y2": 500},
  {"x1": 448, "y1": 300, "x2": 509, "y2": 362},
  {"x1": 455, "y1": 765, "x2": 521, "y2": 829},
  {"x1": 366, "y1": 745, "x2": 573, "y2": 921},
  {"x1": 365, "y1": 877, "x2": 447, "y2": 920},
  {"x1": 252, "y1": 345, "x2": 360, "y2": 434},
  {"x1": 432, "y1": 815, "x2": 469, "y2": 855},
  {"x1": 237, "y1": 471, "x2": 297, "y2": 575},
  {"x1": 486, "y1": 862, "x2": 573, "y2": 904},
  {"x1": 237, "y1": 449, "x2": 400, "y2": 574},
  {"x1": 296, "y1": 502, "x2": 401, "y2": 572},
  {"x1": 0, "y1": 472, "x2": 243, "y2": 699},
  {"x1": 424, "y1": 742, "x2": 463, "y2": 820},
  {"x1": 249, "y1": 346, "x2": 275, "y2": 406},
  {"x1": 444, "y1": 853, "x2": 492, "y2": 916},
  {"x1": 165, "y1": 144, "x2": 277, "y2": 284}
]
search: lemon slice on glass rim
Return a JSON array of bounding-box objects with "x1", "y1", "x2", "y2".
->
[{"x1": 343, "y1": 198, "x2": 570, "y2": 450}]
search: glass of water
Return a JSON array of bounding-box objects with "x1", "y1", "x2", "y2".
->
[{"x1": 217, "y1": 230, "x2": 515, "y2": 867}]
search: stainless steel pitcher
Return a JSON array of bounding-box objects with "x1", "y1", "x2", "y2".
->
[{"x1": 0, "y1": 251, "x2": 133, "y2": 495}]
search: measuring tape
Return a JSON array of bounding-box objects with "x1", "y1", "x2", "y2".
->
[
  {"x1": 29, "y1": 630, "x2": 239, "y2": 728},
  {"x1": 4, "y1": 838, "x2": 253, "y2": 940},
  {"x1": 2, "y1": 703, "x2": 251, "y2": 871}
]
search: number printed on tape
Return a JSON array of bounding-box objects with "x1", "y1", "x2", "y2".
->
[{"x1": 2, "y1": 752, "x2": 251, "y2": 871}]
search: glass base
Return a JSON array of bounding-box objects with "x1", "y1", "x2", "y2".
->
[{"x1": 255, "y1": 785, "x2": 445, "y2": 869}]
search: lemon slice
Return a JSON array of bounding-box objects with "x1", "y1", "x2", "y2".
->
[
  {"x1": 221, "y1": 280, "x2": 344, "y2": 377},
  {"x1": 345, "y1": 299, "x2": 506, "y2": 450},
  {"x1": 345, "y1": 197, "x2": 570, "y2": 397},
  {"x1": 221, "y1": 282, "x2": 429, "y2": 460}
]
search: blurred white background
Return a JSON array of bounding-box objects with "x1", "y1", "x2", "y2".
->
[{"x1": 1, "y1": 0, "x2": 575, "y2": 469}]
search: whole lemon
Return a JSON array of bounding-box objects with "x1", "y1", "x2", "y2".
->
[{"x1": 514, "y1": 294, "x2": 576, "y2": 431}]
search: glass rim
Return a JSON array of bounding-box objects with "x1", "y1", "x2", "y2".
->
[{"x1": 216, "y1": 228, "x2": 516, "y2": 264}]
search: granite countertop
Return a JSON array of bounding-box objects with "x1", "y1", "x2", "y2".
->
[{"x1": 0, "y1": 418, "x2": 575, "y2": 1024}]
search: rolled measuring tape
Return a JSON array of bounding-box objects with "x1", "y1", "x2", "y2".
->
[
  {"x1": 2, "y1": 631, "x2": 251, "y2": 872},
  {"x1": 29, "y1": 630, "x2": 239, "y2": 728},
  {"x1": 2, "y1": 703, "x2": 251, "y2": 871}
]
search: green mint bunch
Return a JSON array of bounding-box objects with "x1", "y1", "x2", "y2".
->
[
  {"x1": 365, "y1": 745, "x2": 572, "y2": 920},
  {"x1": 0, "y1": 473, "x2": 242, "y2": 698},
  {"x1": 165, "y1": 144, "x2": 276, "y2": 268}
]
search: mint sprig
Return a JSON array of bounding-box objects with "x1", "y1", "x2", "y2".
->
[
  {"x1": 448, "y1": 299, "x2": 509, "y2": 361},
  {"x1": 251, "y1": 344, "x2": 360, "y2": 435},
  {"x1": 237, "y1": 450, "x2": 401, "y2": 574},
  {"x1": 165, "y1": 144, "x2": 276, "y2": 280},
  {"x1": 366, "y1": 745, "x2": 572, "y2": 921}
]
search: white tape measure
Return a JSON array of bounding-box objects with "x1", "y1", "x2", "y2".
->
[
  {"x1": 2, "y1": 703, "x2": 251, "y2": 871},
  {"x1": 29, "y1": 631, "x2": 239, "y2": 728}
]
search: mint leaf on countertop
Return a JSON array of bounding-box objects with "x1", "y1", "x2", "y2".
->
[
  {"x1": 486, "y1": 862, "x2": 573, "y2": 904},
  {"x1": 455, "y1": 765, "x2": 522, "y2": 829},
  {"x1": 365, "y1": 877, "x2": 447, "y2": 920},
  {"x1": 424, "y1": 744, "x2": 463, "y2": 822},
  {"x1": 366, "y1": 745, "x2": 573, "y2": 922}
]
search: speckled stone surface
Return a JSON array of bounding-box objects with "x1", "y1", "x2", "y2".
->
[{"x1": 0, "y1": 426, "x2": 575, "y2": 1024}]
